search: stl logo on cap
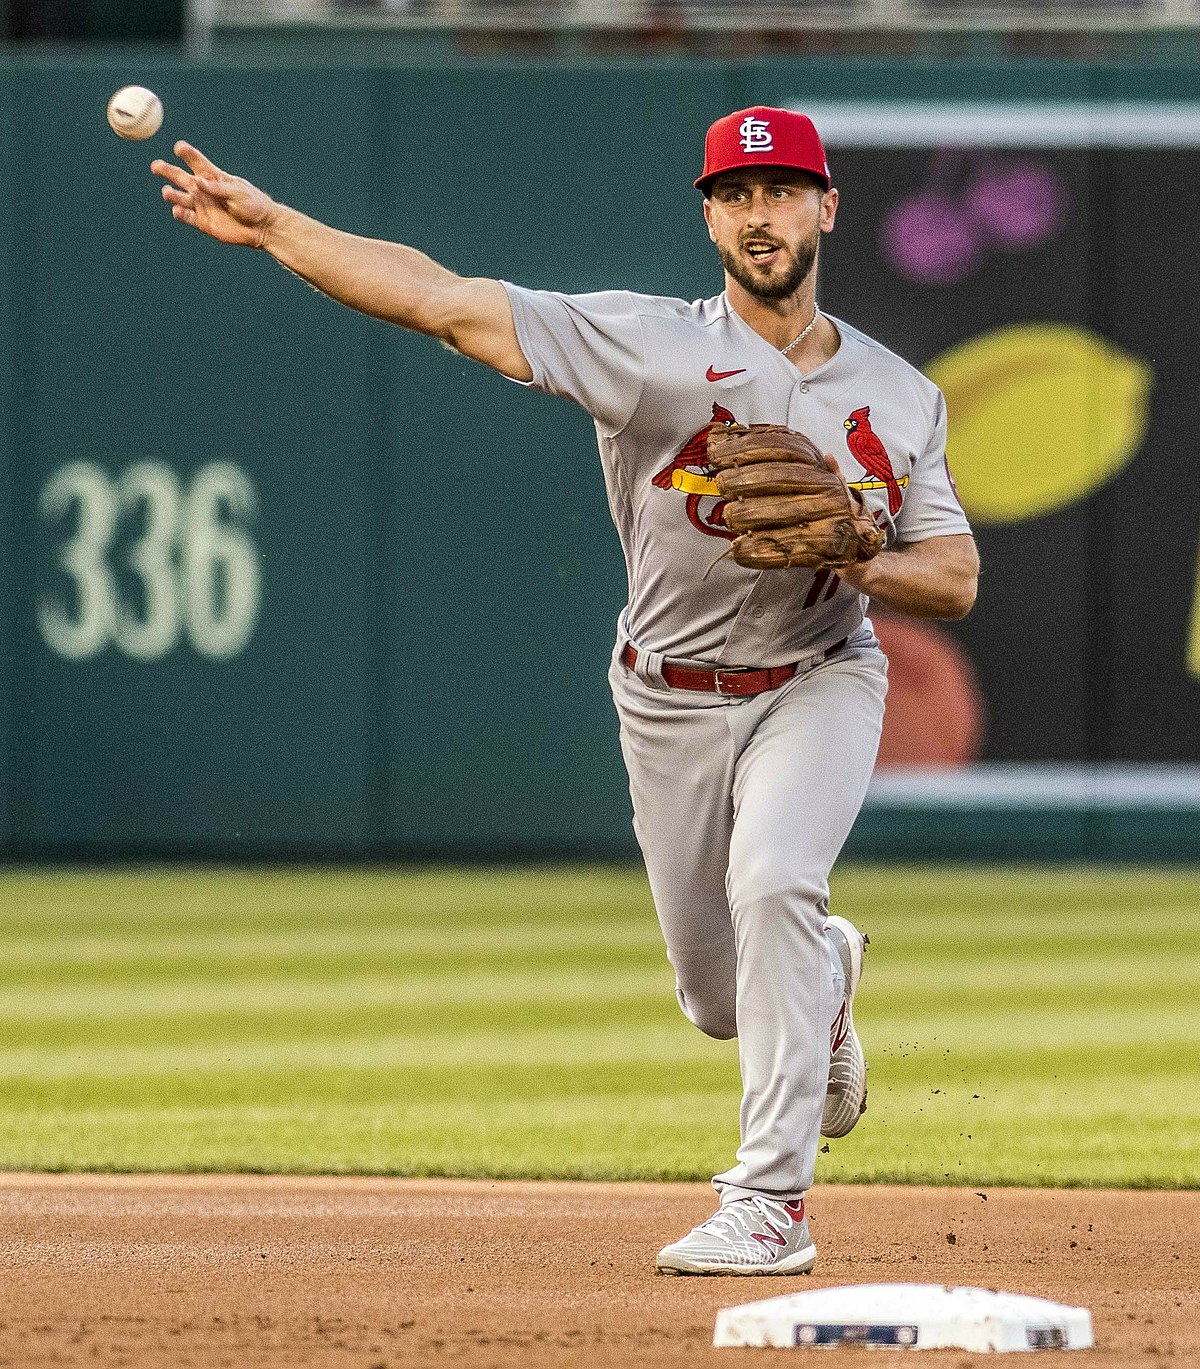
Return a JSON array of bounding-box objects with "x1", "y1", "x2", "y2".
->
[
  {"x1": 739, "y1": 115, "x2": 773, "y2": 153},
  {"x1": 694, "y1": 106, "x2": 831, "y2": 193}
]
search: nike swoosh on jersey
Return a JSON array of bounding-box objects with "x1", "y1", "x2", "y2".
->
[{"x1": 706, "y1": 365, "x2": 747, "y2": 382}]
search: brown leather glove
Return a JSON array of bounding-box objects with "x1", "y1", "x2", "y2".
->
[{"x1": 708, "y1": 423, "x2": 886, "y2": 571}]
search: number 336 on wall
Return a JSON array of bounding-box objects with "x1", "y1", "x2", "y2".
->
[{"x1": 37, "y1": 461, "x2": 262, "y2": 663}]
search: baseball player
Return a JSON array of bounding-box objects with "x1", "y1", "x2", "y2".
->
[{"x1": 152, "y1": 105, "x2": 978, "y2": 1275}]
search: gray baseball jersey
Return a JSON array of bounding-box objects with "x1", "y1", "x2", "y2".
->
[
  {"x1": 503, "y1": 280, "x2": 971, "y2": 1209},
  {"x1": 503, "y1": 284, "x2": 971, "y2": 667}
]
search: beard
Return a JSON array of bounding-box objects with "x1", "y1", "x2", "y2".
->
[{"x1": 718, "y1": 226, "x2": 820, "y2": 302}]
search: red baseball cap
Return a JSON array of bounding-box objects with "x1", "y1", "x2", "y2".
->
[{"x1": 695, "y1": 106, "x2": 831, "y2": 195}]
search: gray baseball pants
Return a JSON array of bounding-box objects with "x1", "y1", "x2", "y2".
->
[{"x1": 609, "y1": 626, "x2": 888, "y2": 1204}]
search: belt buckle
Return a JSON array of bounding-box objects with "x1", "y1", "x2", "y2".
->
[{"x1": 714, "y1": 669, "x2": 747, "y2": 697}]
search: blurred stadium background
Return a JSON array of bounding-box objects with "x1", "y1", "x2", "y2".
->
[
  {"x1": 0, "y1": 0, "x2": 1196, "y2": 1184},
  {"x1": 0, "y1": 0, "x2": 1197, "y2": 863}
]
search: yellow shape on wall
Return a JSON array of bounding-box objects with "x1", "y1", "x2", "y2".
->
[{"x1": 926, "y1": 323, "x2": 1152, "y2": 525}]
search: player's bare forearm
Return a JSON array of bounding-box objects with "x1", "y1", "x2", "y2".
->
[
  {"x1": 152, "y1": 142, "x2": 532, "y2": 381},
  {"x1": 263, "y1": 206, "x2": 453, "y2": 322},
  {"x1": 837, "y1": 533, "x2": 979, "y2": 619},
  {"x1": 260, "y1": 207, "x2": 530, "y2": 377}
]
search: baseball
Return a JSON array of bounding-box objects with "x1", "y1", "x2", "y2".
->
[{"x1": 106, "y1": 86, "x2": 163, "y2": 141}]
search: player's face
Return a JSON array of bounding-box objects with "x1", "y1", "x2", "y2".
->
[{"x1": 704, "y1": 171, "x2": 837, "y2": 302}]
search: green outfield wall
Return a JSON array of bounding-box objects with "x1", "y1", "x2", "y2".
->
[{"x1": 3, "y1": 53, "x2": 1200, "y2": 860}]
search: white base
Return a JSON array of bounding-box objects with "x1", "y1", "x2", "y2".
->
[{"x1": 713, "y1": 1283, "x2": 1093, "y2": 1352}]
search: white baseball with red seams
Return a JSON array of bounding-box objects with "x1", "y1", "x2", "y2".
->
[{"x1": 106, "y1": 86, "x2": 163, "y2": 141}]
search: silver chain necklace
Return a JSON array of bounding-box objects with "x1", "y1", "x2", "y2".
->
[{"x1": 779, "y1": 307, "x2": 820, "y2": 357}]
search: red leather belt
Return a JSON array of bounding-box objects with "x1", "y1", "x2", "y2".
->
[{"x1": 620, "y1": 637, "x2": 849, "y2": 698}]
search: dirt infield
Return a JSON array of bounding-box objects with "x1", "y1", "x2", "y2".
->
[{"x1": 0, "y1": 1174, "x2": 1193, "y2": 1368}]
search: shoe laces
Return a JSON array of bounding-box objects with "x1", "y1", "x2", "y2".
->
[{"x1": 696, "y1": 1195, "x2": 803, "y2": 1243}]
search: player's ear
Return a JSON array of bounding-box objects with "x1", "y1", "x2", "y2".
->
[
  {"x1": 703, "y1": 197, "x2": 717, "y2": 242},
  {"x1": 820, "y1": 186, "x2": 839, "y2": 233}
]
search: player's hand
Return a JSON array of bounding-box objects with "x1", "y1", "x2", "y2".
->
[
  {"x1": 820, "y1": 453, "x2": 877, "y2": 592},
  {"x1": 151, "y1": 142, "x2": 277, "y2": 248},
  {"x1": 833, "y1": 555, "x2": 874, "y2": 594}
]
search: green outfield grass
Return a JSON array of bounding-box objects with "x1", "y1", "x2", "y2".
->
[{"x1": 0, "y1": 864, "x2": 1196, "y2": 1188}]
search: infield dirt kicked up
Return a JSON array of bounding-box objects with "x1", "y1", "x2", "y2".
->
[{"x1": 0, "y1": 1175, "x2": 1194, "y2": 1368}]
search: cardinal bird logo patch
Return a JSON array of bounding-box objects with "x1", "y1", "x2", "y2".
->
[
  {"x1": 651, "y1": 402, "x2": 739, "y2": 540},
  {"x1": 844, "y1": 406, "x2": 904, "y2": 516}
]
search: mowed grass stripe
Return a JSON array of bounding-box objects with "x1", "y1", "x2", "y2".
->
[
  {"x1": 0, "y1": 965, "x2": 675, "y2": 1023},
  {"x1": 4, "y1": 955, "x2": 1196, "y2": 1017},
  {"x1": 0, "y1": 997, "x2": 677, "y2": 1054},
  {"x1": 0, "y1": 1090, "x2": 1193, "y2": 1187},
  {"x1": 3, "y1": 904, "x2": 1194, "y2": 971},
  {"x1": 2, "y1": 990, "x2": 1197, "y2": 1059},
  {"x1": 0, "y1": 867, "x2": 651, "y2": 935},
  {"x1": 0, "y1": 917, "x2": 660, "y2": 972},
  {"x1": 862, "y1": 955, "x2": 1200, "y2": 993},
  {"x1": 0, "y1": 861, "x2": 1193, "y2": 930},
  {"x1": 4, "y1": 954, "x2": 1197, "y2": 1028},
  {"x1": 0, "y1": 1017, "x2": 1193, "y2": 1085},
  {"x1": 832, "y1": 863, "x2": 1200, "y2": 900},
  {"x1": 0, "y1": 1094, "x2": 744, "y2": 1180},
  {"x1": 0, "y1": 1021, "x2": 729, "y2": 1081},
  {"x1": 1, "y1": 863, "x2": 1193, "y2": 946}
]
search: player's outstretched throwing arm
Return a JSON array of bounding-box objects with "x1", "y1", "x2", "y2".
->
[{"x1": 151, "y1": 142, "x2": 532, "y2": 382}]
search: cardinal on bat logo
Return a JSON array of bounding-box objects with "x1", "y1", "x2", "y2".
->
[
  {"x1": 843, "y1": 406, "x2": 903, "y2": 516},
  {"x1": 651, "y1": 402, "x2": 739, "y2": 540}
]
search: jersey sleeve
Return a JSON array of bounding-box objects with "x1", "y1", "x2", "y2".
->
[
  {"x1": 894, "y1": 388, "x2": 973, "y2": 543},
  {"x1": 502, "y1": 283, "x2": 645, "y2": 437}
]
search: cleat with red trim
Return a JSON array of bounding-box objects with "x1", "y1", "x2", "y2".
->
[
  {"x1": 656, "y1": 1195, "x2": 817, "y2": 1275},
  {"x1": 822, "y1": 915, "x2": 869, "y2": 1139}
]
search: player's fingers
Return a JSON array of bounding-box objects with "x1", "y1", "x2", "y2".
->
[
  {"x1": 171, "y1": 204, "x2": 198, "y2": 227},
  {"x1": 195, "y1": 173, "x2": 237, "y2": 199},
  {"x1": 151, "y1": 159, "x2": 193, "y2": 191},
  {"x1": 175, "y1": 141, "x2": 223, "y2": 179}
]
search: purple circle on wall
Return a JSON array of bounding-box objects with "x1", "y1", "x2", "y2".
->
[
  {"x1": 965, "y1": 162, "x2": 1067, "y2": 249},
  {"x1": 880, "y1": 190, "x2": 984, "y2": 286}
]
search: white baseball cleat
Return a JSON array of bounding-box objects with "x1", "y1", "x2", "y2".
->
[
  {"x1": 656, "y1": 1195, "x2": 818, "y2": 1275},
  {"x1": 822, "y1": 914, "x2": 869, "y2": 1139}
]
